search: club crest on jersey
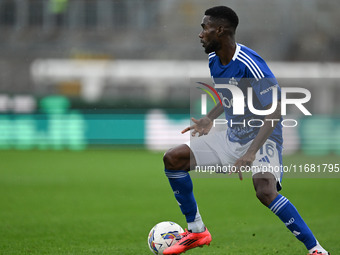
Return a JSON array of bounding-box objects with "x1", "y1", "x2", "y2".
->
[{"x1": 228, "y1": 77, "x2": 238, "y2": 86}]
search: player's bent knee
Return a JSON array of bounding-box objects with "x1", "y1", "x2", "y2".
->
[
  {"x1": 163, "y1": 148, "x2": 176, "y2": 170},
  {"x1": 163, "y1": 145, "x2": 191, "y2": 171},
  {"x1": 163, "y1": 148, "x2": 184, "y2": 170},
  {"x1": 254, "y1": 177, "x2": 278, "y2": 206},
  {"x1": 253, "y1": 173, "x2": 278, "y2": 206},
  {"x1": 256, "y1": 187, "x2": 278, "y2": 206}
]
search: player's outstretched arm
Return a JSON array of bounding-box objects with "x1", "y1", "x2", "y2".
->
[{"x1": 182, "y1": 104, "x2": 224, "y2": 137}]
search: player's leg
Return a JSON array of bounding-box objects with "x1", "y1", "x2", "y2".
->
[
  {"x1": 163, "y1": 144, "x2": 195, "y2": 171},
  {"x1": 252, "y1": 172, "x2": 278, "y2": 206},
  {"x1": 163, "y1": 143, "x2": 212, "y2": 255},
  {"x1": 163, "y1": 132, "x2": 229, "y2": 254},
  {"x1": 252, "y1": 142, "x2": 329, "y2": 254},
  {"x1": 164, "y1": 130, "x2": 229, "y2": 230},
  {"x1": 163, "y1": 144, "x2": 205, "y2": 233}
]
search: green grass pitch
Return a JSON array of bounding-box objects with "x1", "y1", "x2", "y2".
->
[{"x1": 0, "y1": 150, "x2": 339, "y2": 254}]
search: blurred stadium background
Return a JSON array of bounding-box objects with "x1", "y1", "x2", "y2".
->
[
  {"x1": 0, "y1": 0, "x2": 339, "y2": 154},
  {"x1": 1, "y1": 1, "x2": 339, "y2": 254}
]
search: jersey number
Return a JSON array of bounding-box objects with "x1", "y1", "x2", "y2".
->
[{"x1": 260, "y1": 143, "x2": 275, "y2": 158}]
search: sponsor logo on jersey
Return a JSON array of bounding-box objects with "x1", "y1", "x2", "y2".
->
[{"x1": 260, "y1": 84, "x2": 279, "y2": 95}]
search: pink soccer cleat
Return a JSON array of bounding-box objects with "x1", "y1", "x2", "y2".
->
[{"x1": 163, "y1": 227, "x2": 212, "y2": 255}]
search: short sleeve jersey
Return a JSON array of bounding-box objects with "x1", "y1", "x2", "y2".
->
[{"x1": 208, "y1": 43, "x2": 283, "y2": 146}]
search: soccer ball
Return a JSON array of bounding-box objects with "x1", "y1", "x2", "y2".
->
[{"x1": 147, "y1": 221, "x2": 184, "y2": 255}]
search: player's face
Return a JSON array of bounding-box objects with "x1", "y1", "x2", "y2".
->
[{"x1": 199, "y1": 15, "x2": 221, "y2": 54}]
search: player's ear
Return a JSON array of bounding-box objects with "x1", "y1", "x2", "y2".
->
[
  {"x1": 216, "y1": 25, "x2": 224, "y2": 37},
  {"x1": 217, "y1": 25, "x2": 231, "y2": 37}
]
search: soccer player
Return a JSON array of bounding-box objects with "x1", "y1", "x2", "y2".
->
[{"x1": 163, "y1": 6, "x2": 330, "y2": 255}]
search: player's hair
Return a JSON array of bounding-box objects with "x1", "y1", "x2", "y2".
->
[{"x1": 205, "y1": 6, "x2": 239, "y2": 33}]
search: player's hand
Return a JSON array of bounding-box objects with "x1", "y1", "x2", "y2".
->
[
  {"x1": 230, "y1": 152, "x2": 256, "y2": 181},
  {"x1": 181, "y1": 117, "x2": 213, "y2": 137}
]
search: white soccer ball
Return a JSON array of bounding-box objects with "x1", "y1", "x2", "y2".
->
[{"x1": 147, "y1": 221, "x2": 184, "y2": 255}]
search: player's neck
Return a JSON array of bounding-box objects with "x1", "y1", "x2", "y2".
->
[{"x1": 216, "y1": 40, "x2": 236, "y2": 66}]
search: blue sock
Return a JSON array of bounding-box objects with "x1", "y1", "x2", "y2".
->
[
  {"x1": 165, "y1": 169, "x2": 198, "y2": 223},
  {"x1": 269, "y1": 194, "x2": 317, "y2": 250}
]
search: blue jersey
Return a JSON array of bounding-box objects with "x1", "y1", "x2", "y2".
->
[{"x1": 208, "y1": 43, "x2": 283, "y2": 146}]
